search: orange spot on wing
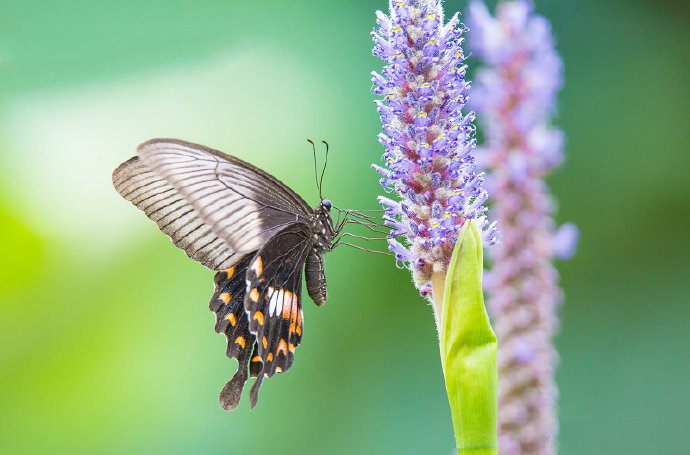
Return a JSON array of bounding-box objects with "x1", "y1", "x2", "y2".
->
[
  {"x1": 225, "y1": 266, "x2": 235, "y2": 279},
  {"x1": 224, "y1": 313, "x2": 237, "y2": 327},
  {"x1": 266, "y1": 352, "x2": 274, "y2": 362},
  {"x1": 219, "y1": 292, "x2": 231, "y2": 304},
  {"x1": 234, "y1": 336, "x2": 246, "y2": 349},
  {"x1": 282, "y1": 292, "x2": 298, "y2": 320},
  {"x1": 277, "y1": 339, "x2": 288, "y2": 355},
  {"x1": 249, "y1": 288, "x2": 260, "y2": 302},
  {"x1": 275, "y1": 366, "x2": 283, "y2": 373},
  {"x1": 289, "y1": 306, "x2": 303, "y2": 337},
  {"x1": 253, "y1": 311, "x2": 264, "y2": 325},
  {"x1": 251, "y1": 256, "x2": 263, "y2": 276},
  {"x1": 252, "y1": 356, "x2": 262, "y2": 363},
  {"x1": 288, "y1": 343, "x2": 295, "y2": 353},
  {"x1": 262, "y1": 336, "x2": 267, "y2": 349}
]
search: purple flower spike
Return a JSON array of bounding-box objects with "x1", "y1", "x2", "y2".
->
[
  {"x1": 468, "y1": 1, "x2": 577, "y2": 454},
  {"x1": 371, "y1": 0, "x2": 498, "y2": 296}
]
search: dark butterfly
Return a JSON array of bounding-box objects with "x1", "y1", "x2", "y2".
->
[{"x1": 112, "y1": 138, "x2": 343, "y2": 410}]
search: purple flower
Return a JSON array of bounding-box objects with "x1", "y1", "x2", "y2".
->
[
  {"x1": 468, "y1": 1, "x2": 577, "y2": 454},
  {"x1": 371, "y1": 0, "x2": 499, "y2": 297}
]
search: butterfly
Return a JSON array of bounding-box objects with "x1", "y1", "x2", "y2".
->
[{"x1": 112, "y1": 138, "x2": 345, "y2": 410}]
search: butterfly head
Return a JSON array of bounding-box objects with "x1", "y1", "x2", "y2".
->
[{"x1": 320, "y1": 198, "x2": 332, "y2": 211}]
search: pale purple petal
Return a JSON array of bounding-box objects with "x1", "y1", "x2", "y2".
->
[{"x1": 552, "y1": 223, "x2": 578, "y2": 260}]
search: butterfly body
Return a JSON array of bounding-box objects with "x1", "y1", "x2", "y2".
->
[{"x1": 113, "y1": 138, "x2": 337, "y2": 409}]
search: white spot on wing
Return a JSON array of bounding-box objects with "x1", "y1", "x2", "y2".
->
[{"x1": 267, "y1": 286, "x2": 276, "y2": 316}]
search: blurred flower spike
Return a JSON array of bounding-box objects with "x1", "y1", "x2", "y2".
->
[
  {"x1": 371, "y1": 0, "x2": 499, "y2": 302},
  {"x1": 468, "y1": 1, "x2": 578, "y2": 453}
]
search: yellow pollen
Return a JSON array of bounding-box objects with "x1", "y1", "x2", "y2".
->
[
  {"x1": 427, "y1": 13, "x2": 435, "y2": 19},
  {"x1": 417, "y1": 112, "x2": 427, "y2": 118}
]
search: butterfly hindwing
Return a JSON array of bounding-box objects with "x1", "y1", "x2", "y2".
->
[
  {"x1": 210, "y1": 254, "x2": 258, "y2": 410},
  {"x1": 244, "y1": 223, "x2": 312, "y2": 407}
]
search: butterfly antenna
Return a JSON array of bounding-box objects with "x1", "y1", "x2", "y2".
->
[
  {"x1": 307, "y1": 139, "x2": 321, "y2": 197},
  {"x1": 318, "y1": 141, "x2": 329, "y2": 200}
]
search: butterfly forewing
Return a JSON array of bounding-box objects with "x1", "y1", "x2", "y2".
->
[
  {"x1": 112, "y1": 156, "x2": 240, "y2": 270},
  {"x1": 137, "y1": 139, "x2": 312, "y2": 256}
]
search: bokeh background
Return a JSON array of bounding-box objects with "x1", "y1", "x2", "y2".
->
[{"x1": 0, "y1": 1, "x2": 687, "y2": 454}]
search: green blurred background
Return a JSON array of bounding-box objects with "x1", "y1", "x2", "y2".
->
[{"x1": 0, "y1": 1, "x2": 687, "y2": 454}]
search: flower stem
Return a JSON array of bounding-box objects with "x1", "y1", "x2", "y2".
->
[{"x1": 431, "y1": 271, "x2": 446, "y2": 334}]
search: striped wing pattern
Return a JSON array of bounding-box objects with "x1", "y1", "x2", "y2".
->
[
  {"x1": 112, "y1": 156, "x2": 240, "y2": 270},
  {"x1": 136, "y1": 139, "x2": 312, "y2": 256}
]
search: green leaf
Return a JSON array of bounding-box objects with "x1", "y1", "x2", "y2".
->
[{"x1": 439, "y1": 220, "x2": 497, "y2": 455}]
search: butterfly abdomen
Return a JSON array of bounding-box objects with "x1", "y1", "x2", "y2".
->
[{"x1": 305, "y1": 250, "x2": 328, "y2": 306}]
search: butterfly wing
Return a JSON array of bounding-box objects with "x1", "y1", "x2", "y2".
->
[
  {"x1": 244, "y1": 223, "x2": 312, "y2": 407},
  {"x1": 136, "y1": 138, "x2": 313, "y2": 256},
  {"x1": 210, "y1": 253, "x2": 261, "y2": 410},
  {"x1": 113, "y1": 156, "x2": 241, "y2": 270}
]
